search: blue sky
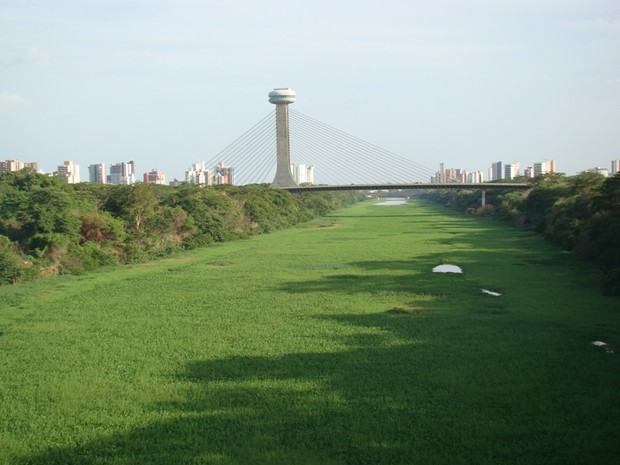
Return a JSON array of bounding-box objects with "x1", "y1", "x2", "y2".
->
[{"x1": 1, "y1": 0, "x2": 619, "y2": 181}]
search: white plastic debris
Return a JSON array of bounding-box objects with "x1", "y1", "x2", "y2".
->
[
  {"x1": 432, "y1": 264, "x2": 462, "y2": 273},
  {"x1": 481, "y1": 289, "x2": 501, "y2": 296},
  {"x1": 591, "y1": 341, "x2": 614, "y2": 353}
]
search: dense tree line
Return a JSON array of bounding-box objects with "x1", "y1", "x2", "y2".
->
[
  {"x1": 424, "y1": 172, "x2": 620, "y2": 296},
  {"x1": 0, "y1": 170, "x2": 362, "y2": 285}
]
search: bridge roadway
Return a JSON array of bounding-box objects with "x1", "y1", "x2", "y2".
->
[{"x1": 280, "y1": 182, "x2": 531, "y2": 193}]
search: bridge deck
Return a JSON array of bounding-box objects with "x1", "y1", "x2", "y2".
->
[{"x1": 281, "y1": 182, "x2": 530, "y2": 193}]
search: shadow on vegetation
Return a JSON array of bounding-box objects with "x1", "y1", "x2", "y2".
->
[
  {"x1": 17, "y1": 311, "x2": 492, "y2": 465},
  {"x1": 20, "y1": 304, "x2": 614, "y2": 464}
]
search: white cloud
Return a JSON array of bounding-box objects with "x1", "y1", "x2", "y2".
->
[{"x1": 0, "y1": 92, "x2": 28, "y2": 109}]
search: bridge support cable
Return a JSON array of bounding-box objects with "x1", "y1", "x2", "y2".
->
[
  {"x1": 290, "y1": 110, "x2": 435, "y2": 183},
  {"x1": 245, "y1": 140, "x2": 277, "y2": 184},
  {"x1": 289, "y1": 115, "x2": 388, "y2": 185},
  {"x1": 217, "y1": 112, "x2": 275, "y2": 185},
  {"x1": 204, "y1": 111, "x2": 276, "y2": 185},
  {"x1": 290, "y1": 112, "x2": 389, "y2": 184},
  {"x1": 217, "y1": 124, "x2": 272, "y2": 174},
  {"x1": 289, "y1": 114, "x2": 385, "y2": 181},
  {"x1": 231, "y1": 122, "x2": 276, "y2": 184},
  {"x1": 289, "y1": 109, "x2": 437, "y2": 185},
  {"x1": 288, "y1": 125, "x2": 381, "y2": 185}
]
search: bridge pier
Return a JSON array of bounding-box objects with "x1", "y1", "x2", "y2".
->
[
  {"x1": 269, "y1": 88, "x2": 298, "y2": 188},
  {"x1": 481, "y1": 190, "x2": 486, "y2": 207}
]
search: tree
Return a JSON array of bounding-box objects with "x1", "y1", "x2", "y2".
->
[
  {"x1": 0, "y1": 235, "x2": 35, "y2": 284},
  {"x1": 578, "y1": 173, "x2": 620, "y2": 295},
  {"x1": 104, "y1": 184, "x2": 159, "y2": 233}
]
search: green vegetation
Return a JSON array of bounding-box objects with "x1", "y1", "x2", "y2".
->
[
  {"x1": 1, "y1": 198, "x2": 618, "y2": 464},
  {"x1": 426, "y1": 172, "x2": 620, "y2": 295},
  {"x1": 5, "y1": 170, "x2": 620, "y2": 297},
  {"x1": 0, "y1": 170, "x2": 361, "y2": 283}
]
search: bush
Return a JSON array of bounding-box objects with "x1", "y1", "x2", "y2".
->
[
  {"x1": 75, "y1": 242, "x2": 121, "y2": 271},
  {"x1": 0, "y1": 236, "x2": 35, "y2": 284}
]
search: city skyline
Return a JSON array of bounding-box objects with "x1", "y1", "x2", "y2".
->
[
  {"x1": 4, "y1": 155, "x2": 620, "y2": 187},
  {"x1": 1, "y1": 1, "x2": 618, "y2": 182}
]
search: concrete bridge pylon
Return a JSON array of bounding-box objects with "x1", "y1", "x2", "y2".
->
[{"x1": 268, "y1": 88, "x2": 298, "y2": 188}]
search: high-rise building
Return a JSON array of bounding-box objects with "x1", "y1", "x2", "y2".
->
[
  {"x1": 0, "y1": 159, "x2": 38, "y2": 173},
  {"x1": 491, "y1": 161, "x2": 503, "y2": 181},
  {"x1": 446, "y1": 168, "x2": 458, "y2": 182},
  {"x1": 57, "y1": 160, "x2": 80, "y2": 184},
  {"x1": 214, "y1": 162, "x2": 234, "y2": 185},
  {"x1": 306, "y1": 165, "x2": 316, "y2": 184},
  {"x1": 143, "y1": 169, "x2": 166, "y2": 185},
  {"x1": 533, "y1": 162, "x2": 543, "y2": 177},
  {"x1": 291, "y1": 164, "x2": 315, "y2": 185},
  {"x1": 431, "y1": 163, "x2": 446, "y2": 183},
  {"x1": 504, "y1": 162, "x2": 521, "y2": 180},
  {"x1": 533, "y1": 160, "x2": 556, "y2": 177},
  {"x1": 0, "y1": 160, "x2": 21, "y2": 172},
  {"x1": 185, "y1": 162, "x2": 212, "y2": 186},
  {"x1": 88, "y1": 163, "x2": 107, "y2": 184},
  {"x1": 524, "y1": 167, "x2": 534, "y2": 178},
  {"x1": 109, "y1": 161, "x2": 136, "y2": 185},
  {"x1": 268, "y1": 88, "x2": 298, "y2": 188},
  {"x1": 611, "y1": 159, "x2": 620, "y2": 175},
  {"x1": 455, "y1": 169, "x2": 467, "y2": 183},
  {"x1": 467, "y1": 171, "x2": 484, "y2": 183}
]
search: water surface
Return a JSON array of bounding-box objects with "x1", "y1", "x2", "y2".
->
[{"x1": 375, "y1": 198, "x2": 407, "y2": 206}]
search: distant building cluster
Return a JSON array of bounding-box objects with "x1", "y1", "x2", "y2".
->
[
  {"x1": 0, "y1": 159, "x2": 38, "y2": 173},
  {"x1": 143, "y1": 169, "x2": 166, "y2": 185},
  {"x1": 0, "y1": 158, "x2": 170, "y2": 186},
  {"x1": 431, "y1": 163, "x2": 485, "y2": 183},
  {"x1": 87, "y1": 161, "x2": 166, "y2": 185},
  {"x1": 431, "y1": 159, "x2": 560, "y2": 183},
  {"x1": 87, "y1": 161, "x2": 165, "y2": 185},
  {"x1": 184, "y1": 161, "x2": 235, "y2": 186},
  {"x1": 584, "y1": 159, "x2": 620, "y2": 177}
]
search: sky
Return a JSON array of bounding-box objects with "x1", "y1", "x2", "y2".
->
[{"x1": 1, "y1": 0, "x2": 619, "y2": 182}]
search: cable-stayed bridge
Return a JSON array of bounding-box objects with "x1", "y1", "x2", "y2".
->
[
  {"x1": 202, "y1": 89, "x2": 528, "y2": 193},
  {"x1": 202, "y1": 109, "x2": 437, "y2": 186}
]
